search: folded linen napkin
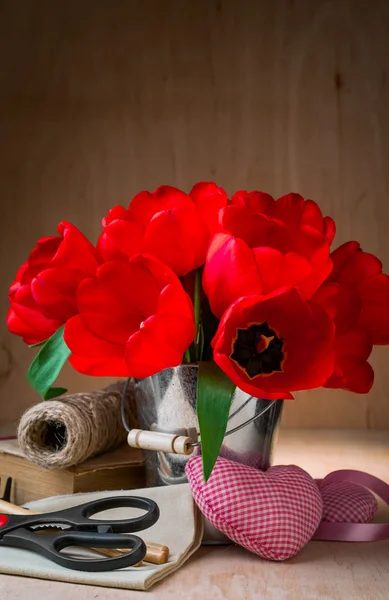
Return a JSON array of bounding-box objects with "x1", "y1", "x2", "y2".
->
[{"x1": 0, "y1": 483, "x2": 203, "y2": 591}]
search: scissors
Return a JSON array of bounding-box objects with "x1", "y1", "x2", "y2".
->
[{"x1": 0, "y1": 496, "x2": 159, "y2": 572}]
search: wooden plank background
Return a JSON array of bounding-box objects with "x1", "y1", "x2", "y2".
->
[{"x1": 0, "y1": 0, "x2": 388, "y2": 430}]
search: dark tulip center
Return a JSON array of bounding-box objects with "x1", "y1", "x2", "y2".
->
[{"x1": 230, "y1": 321, "x2": 284, "y2": 378}]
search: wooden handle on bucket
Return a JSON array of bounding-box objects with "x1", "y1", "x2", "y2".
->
[{"x1": 127, "y1": 429, "x2": 194, "y2": 455}]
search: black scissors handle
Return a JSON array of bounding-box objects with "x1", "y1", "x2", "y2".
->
[
  {"x1": 3, "y1": 527, "x2": 146, "y2": 572},
  {"x1": 53, "y1": 496, "x2": 160, "y2": 533},
  {"x1": 0, "y1": 496, "x2": 159, "y2": 535},
  {"x1": 0, "y1": 495, "x2": 160, "y2": 572}
]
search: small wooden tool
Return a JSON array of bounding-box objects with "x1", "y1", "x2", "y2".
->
[
  {"x1": 96, "y1": 540, "x2": 170, "y2": 564},
  {"x1": 127, "y1": 429, "x2": 194, "y2": 455}
]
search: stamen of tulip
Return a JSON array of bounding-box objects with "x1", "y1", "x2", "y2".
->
[
  {"x1": 256, "y1": 334, "x2": 275, "y2": 354},
  {"x1": 230, "y1": 322, "x2": 284, "y2": 378}
]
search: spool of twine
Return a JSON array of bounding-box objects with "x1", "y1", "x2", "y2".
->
[{"x1": 17, "y1": 380, "x2": 137, "y2": 469}]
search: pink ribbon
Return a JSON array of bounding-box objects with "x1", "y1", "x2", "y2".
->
[{"x1": 313, "y1": 469, "x2": 389, "y2": 542}]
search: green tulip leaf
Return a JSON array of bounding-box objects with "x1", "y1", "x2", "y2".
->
[
  {"x1": 44, "y1": 386, "x2": 68, "y2": 400},
  {"x1": 27, "y1": 325, "x2": 71, "y2": 400},
  {"x1": 28, "y1": 340, "x2": 47, "y2": 348},
  {"x1": 196, "y1": 361, "x2": 236, "y2": 481}
]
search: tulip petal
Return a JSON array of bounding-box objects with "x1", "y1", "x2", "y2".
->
[
  {"x1": 157, "y1": 283, "x2": 195, "y2": 321},
  {"x1": 261, "y1": 295, "x2": 335, "y2": 391},
  {"x1": 313, "y1": 283, "x2": 361, "y2": 335},
  {"x1": 125, "y1": 313, "x2": 194, "y2": 379},
  {"x1": 329, "y1": 241, "x2": 361, "y2": 281},
  {"x1": 251, "y1": 247, "x2": 284, "y2": 291},
  {"x1": 9, "y1": 262, "x2": 30, "y2": 295},
  {"x1": 301, "y1": 200, "x2": 325, "y2": 232},
  {"x1": 31, "y1": 268, "x2": 84, "y2": 322},
  {"x1": 327, "y1": 241, "x2": 389, "y2": 344},
  {"x1": 76, "y1": 260, "x2": 161, "y2": 344},
  {"x1": 10, "y1": 287, "x2": 62, "y2": 335},
  {"x1": 65, "y1": 316, "x2": 128, "y2": 376},
  {"x1": 143, "y1": 207, "x2": 209, "y2": 275},
  {"x1": 220, "y1": 206, "x2": 281, "y2": 247},
  {"x1": 358, "y1": 273, "x2": 389, "y2": 344},
  {"x1": 129, "y1": 186, "x2": 192, "y2": 228},
  {"x1": 252, "y1": 248, "x2": 313, "y2": 296},
  {"x1": 212, "y1": 351, "x2": 291, "y2": 400},
  {"x1": 20, "y1": 237, "x2": 62, "y2": 284},
  {"x1": 325, "y1": 357, "x2": 374, "y2": 394},
  {"x1": 336, "y1": 252, "x2": 382, "y2": 284},
  {"x1": 55, "y1": 221, "x2": 100, "y2": 274},
  {"x1": 323, "y1": 216, "x2": 336, "y2": 244},
  {"x1": 189, "y1": 182, "x2": 228, "y2": 236},
  {"x1": 203, "y1": 233, "x2": 263, "y2": 318},
  {"x1": 272, "y1": 193, "x2": 305, "y2": 227},
  {"x1": 131, "y1": 253, "x2": 180, "y2": 289},
  {"x1": 6, "y1": 308, "x2": 53, "y2": 345},
  {"x1": 97, "y1": 219, "x2": 144, "y2": 261},
  {"x1": 230, "y1": 190, "x2": 275, "y2": 214},
  {"x1": 103, "y1": 205, "x2": 133, "y2": 226},
  {"x1": 334, "y1": 326, "x2": 372, "y2": 361}
]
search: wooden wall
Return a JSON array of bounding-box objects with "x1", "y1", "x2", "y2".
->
[{"x1": 1, "y1": 0, "x2": 389, "y2": 431}]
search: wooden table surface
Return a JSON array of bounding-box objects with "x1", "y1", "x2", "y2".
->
[{"x1": 0, "y1": 429, "x2": 388, "y2": 600}]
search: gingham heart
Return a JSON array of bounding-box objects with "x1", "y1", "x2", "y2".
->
[
  {"x1": 186, "y1": 456, "x2": 323, "y2": 560},
  {"x1": 313, "y1": 470, "x2": 389, "y2": 542},
  {"x1": 317, "y1": 478, "x2": 378, "y2": 523}
]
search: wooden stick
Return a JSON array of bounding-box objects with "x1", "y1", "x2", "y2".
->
[
  {"x1": 127, "y1": 429, "x2": 194, "y2": 455},
  {"x1": 0, "y1": 499, "x2": 169, "y2": 565},
  {"x1": 0, "y1": 499, "x2": 37, "y2": 515},
  {"x1": 97, "y1": 540, "x2": 170, "y2": 564}
]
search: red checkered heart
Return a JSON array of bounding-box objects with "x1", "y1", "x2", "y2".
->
[
  {"x1": 186, "y1": 456, "x2": 323, "y2": 560},
  {"x1": 317, "y1": 479, "x2": 378, "y2": 523}
]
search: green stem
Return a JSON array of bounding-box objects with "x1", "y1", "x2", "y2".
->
[
  {"x1": 194, "y1": 268, "x2": 201, "y2": 361},
  {"x1": 184, "y1": 348, "x2": 191, "y2": 363}
]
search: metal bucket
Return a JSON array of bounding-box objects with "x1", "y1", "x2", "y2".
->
[{"x1": 133, "y1": 364, "x2": 283, "y2": 487}]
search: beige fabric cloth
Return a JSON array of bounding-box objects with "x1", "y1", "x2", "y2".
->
[{"x1": 0, "y1": 484, "x2": 203, "y2": 591}]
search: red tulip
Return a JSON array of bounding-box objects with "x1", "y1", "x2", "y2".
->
[
  {"x1": 204, "y1": 232, "x2": 331, "y2": 320},
  {"x1": 98, "y1": 183, "x2": 228, "y2": 276},
  {"x1": 327, "y1": 241, "x2": 389, "y2": 344},
  {"x1": 212, "y1": 287, "x2": 335, "y2": 400},
  {"x1": 6, "y1": 222, "x2": 100, "y2": 344},
  {"x1": 313, "y1": 283, "x2": 373, "y2": 393},
  {"x1": 189, "y1": 181, "x2": 228, "y2": 237},
  {"x1": 325, "y1": 327, "x2": 373, "y2": 394},
  {"x1": 228, "y1": 190, "x2": 336, "y2": 244},
  {"x1": 64, "y1": 255, "x2": 195, "y2": 378},
  {"x1": 270, "y1": 193, "x2": 336, "y2": 244},
  {"x1": 230, "y1": 190, "x2": 275, "y2": 214},
  {"x1": 203, "y1": 192, "x2": 333, "y2": 318}
]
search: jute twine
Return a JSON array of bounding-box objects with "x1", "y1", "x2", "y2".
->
[{"x1": 17, "y1": 380, "x2": 137, "y2": 470}]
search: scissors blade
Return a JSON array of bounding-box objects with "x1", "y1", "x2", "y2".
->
[{"x1": 31, "y1": 524, "x2": 71, "y2": 532}]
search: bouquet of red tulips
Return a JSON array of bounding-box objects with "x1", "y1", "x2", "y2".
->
[{"x1": 7, "y1": 183, "x2": 389, "y2": 477}]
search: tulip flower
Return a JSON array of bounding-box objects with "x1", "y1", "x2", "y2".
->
[
  {"x1": 203, "y1": 192, "x2": 334, "y2": 318},
  {"x1": 313, "y1": 282, "x2": 373, "y2": 393},
  {"x1": 229, "y1": 190, "x2": 336, "y2": 244},
  {"x1": 98, "y1": 183, "x2": 228, "y2": 276},
  {"x1": 6, "y1": 222, "x2": 100, "y2": 344},
  {"x1": 64, "y1": 255, "x2": 195, "y2": 378},
  {"x1": 326, "y1": 241, "x2": 389, "y2": 344},
  {"x1": 212, "y1": 287, "x2": 335, "y2": 400}
]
